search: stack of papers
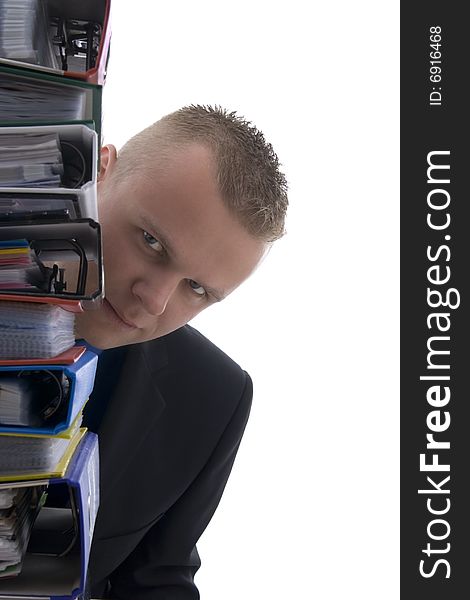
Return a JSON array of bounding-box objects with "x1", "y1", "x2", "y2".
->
[
  {"x1": 0, "y1": 415, "x2": 83, "y2": 478},
  {"x1": 0, "y1": 376, "x2": 37, "y2": 426},
  {"x1": 0, "y1": 132, "x2": 64, "y2": 187},
  {"x1": 0, "y1": 238, "x2": 40, "y2": 290},
  {"x1": 0, "y1": 433, "x2": 99, "y2": 595},
  {"x1": 0, "y1": 0, "x2": 58, "y2": 68},
  {"x1": 0, "y1": 435, "x2": 67, "y2": 475},
  {"x1": 0, "y1": 300, "x2": 75, "y2": 359},
  {"x1": 0, "y1": 486, "x2": 46, "y2": 578},
  {"x1": 0, "y1": 70, "x2": 87, "y2": 121}
]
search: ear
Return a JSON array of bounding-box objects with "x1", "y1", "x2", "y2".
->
[{"x1": 98, "y1": 144, "x2": 118, "y2": 183}]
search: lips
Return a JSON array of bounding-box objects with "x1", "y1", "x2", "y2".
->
[{"x1": 104, "y1": 299, "x2": 138, "y2": 329}]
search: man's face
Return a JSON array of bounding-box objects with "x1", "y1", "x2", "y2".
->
[{"x1": 75, "y1": 143, "x2": 266, "y2": 349}]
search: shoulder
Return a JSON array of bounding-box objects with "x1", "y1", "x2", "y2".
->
[
  {"x1": 167, "y1": 325, "x2": 246, "y2": 375},
  {"x1": 140, "y1": 325, "x2": 252, "y2": 425}
]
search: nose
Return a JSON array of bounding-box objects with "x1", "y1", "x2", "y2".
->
[{"x1": 131, "y1": 273, "x2": 179, "y2": 316}]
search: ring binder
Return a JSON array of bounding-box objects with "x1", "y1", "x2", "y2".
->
[
  {"x1": 0, "y1": 65, "x2": 103, "y2": 142},
  {"x1": 0, "y1": 349, "x2": 98, "y2": 435},
  {"x1": 0, "y1": 125, "x2": 98, "y2": 197},
  {"x1": 0, "y1": 300, "x2": 77, "y2": 360},
  {"x1": 0, "y1": 219, "x2": 103, "y2": 304},
  {"x1": 0, "y1": 484, "x2": 46, "y2": 580},
  {"x1": 0, "y1": 431, "x2": 99, "y2": 599}
]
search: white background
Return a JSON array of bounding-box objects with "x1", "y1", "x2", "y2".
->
[{"x1": 102, "y1": 2, "x2": 399, "y2": 598}]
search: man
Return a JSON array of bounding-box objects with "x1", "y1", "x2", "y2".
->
[{"x1": 76, "y1": 105, "x2": 288, "y2": 598}]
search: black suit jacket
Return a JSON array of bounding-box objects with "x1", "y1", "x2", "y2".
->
[{"x1": 87, "y1": 325, "x2": 252, "y2": 599}]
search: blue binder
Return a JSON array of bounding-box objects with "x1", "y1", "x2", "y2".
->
[
  {"x1": 0, "y1": 431, "x2": 99, "y2": 599},
  {"x1": 0, "y1": 350, "x2": 98, "y2": 435}
]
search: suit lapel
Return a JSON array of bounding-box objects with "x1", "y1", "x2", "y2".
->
[{"x1": 97, "y1": 338, "x2": 168, "y2": 499}]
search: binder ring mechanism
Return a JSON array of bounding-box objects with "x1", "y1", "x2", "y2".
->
[
  {"x1": 51, "y1": 17, "x2": 102, "y2": 71},
  {"x1": 13, "y1": 367, "x2": 70, "y2": 423},
  {"x1": 29, "y1": 237, "x2": 88, "y2": 296},
  {"x1": 0, "y1": 220, "x2": 102, "y2": 306}
]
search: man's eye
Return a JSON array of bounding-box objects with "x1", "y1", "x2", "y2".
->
[
  {"x1": 188, "y1": 279, "x2": 206, "y2": 296},
  {"x1": 143, "y1": 230, "x2": 164, "y2": 254}
]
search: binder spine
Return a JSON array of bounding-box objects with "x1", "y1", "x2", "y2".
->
[
  {"x1": 66, "y1": 353, "x2": 98, "y2": 429},
  {"x1": 0, "y1": 123, "x2": 99, "y2": 215},
  {"x1": 51, "y1": 431, "x2": 99, "y2": 590}
]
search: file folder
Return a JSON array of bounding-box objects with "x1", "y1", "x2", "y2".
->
[
  {"x1": 0, "y1": 0, "x2": 112, "y2": 85},
  {"x1": 0, "y1": 417, "x2": 85, "y2": 481},
  {"x1": 0, "y1": 64, "x2": 102, "y2": 141},
  {"x1": 0, "y1": 431, "x2": 99, "y2": 599},
  {"x1": 0, "y1": 124, "x2": 98, "y2": 219},
  {"x1": 0, "y1": 349, "x2": 98, "y2": 435},
  {"x1": 0, "y1": 218, "x2": 103, "y2": 304}
]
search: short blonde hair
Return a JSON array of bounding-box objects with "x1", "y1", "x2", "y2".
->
[{"x1": 114, "y1": 105, "x2": 288, "y2": 242}]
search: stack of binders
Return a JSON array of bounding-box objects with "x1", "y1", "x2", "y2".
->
[{"x1": 0, "y1": 1, "x2": 111, "y2": 597}]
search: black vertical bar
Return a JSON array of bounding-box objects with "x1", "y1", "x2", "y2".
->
[{"x1": 401, "y1": 3, "x2": 469, "y2": 598}]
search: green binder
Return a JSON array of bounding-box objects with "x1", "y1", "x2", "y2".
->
[{"x1": 0, "y1": 64, "x2": 102, "y2": 143}]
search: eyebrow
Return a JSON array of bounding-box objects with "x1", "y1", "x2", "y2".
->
[{"x1": 140, "y1": 215, "x2": 226, "y2": 302}]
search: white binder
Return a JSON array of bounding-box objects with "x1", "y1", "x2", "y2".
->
[{"x1": 0, "y1": 124, "x2": 98, "y2": 221}]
